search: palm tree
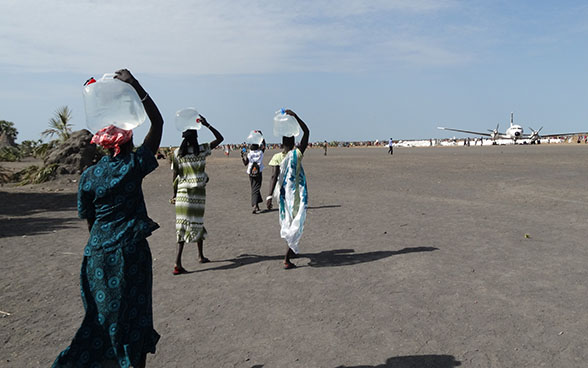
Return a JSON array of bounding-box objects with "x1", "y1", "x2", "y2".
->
[
  {"x1": 42, "y1": 106, "x2": 73, "y2": 141},
  {"x1": 0, "y1": 120, "x2": 18, "y2": 147}
]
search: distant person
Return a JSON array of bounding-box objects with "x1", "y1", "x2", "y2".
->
[
  {"x1": 241, "y1": 142, "x2": 265, "y2": 214},
  {"x1": 388, "y1": 138, "x2": 394, "y2": 155},
  {"x1": 266, "y1": 110, "x2": 310, "y2": 269},
  {"x1": 53, "y1": 69, "x2": 163, "y2": 368},
  {"x1": 224, "y1": 144, "x2": 230, "y2": 156},
  {"x1": 324, "y1": 140, "x2": 328, "y2": 156},
  {"x1": 171, "y1": 117, "x2": 224, "y2": 275}
]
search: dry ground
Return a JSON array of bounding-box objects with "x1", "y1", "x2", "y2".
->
[{"x1": 1, "y1": 144, "x2": 587, "y2": 367}]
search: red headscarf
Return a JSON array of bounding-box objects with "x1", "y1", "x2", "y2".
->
[{"x1": 90, "y1": 125, "x2": 133, "y2": 157}]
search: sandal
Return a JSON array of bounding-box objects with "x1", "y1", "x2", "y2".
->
[
  {"x1": 283, "y1": 262, "x2": 297, "y2": 270},
  {"x1": 173, "y1": 266, "x2": 187, "y2": 275}
]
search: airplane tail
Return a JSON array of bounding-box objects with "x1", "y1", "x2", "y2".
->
[{"x1": 510, "y1": 112, "x2": 514, "y2": 127}]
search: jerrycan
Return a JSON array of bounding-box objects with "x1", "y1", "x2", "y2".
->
[
  {"x1": 83, "y1": 73, "x2": 147, "y2": 132},
  {"x1": 246, "y1": 130, "x2": 264, "y2": 145},
  {"x1": 273, "y1": 109, "x2": 299, "y2": 137},
  {"x1": 175, "y1": 107, "x2": 202, "y2": 132}
]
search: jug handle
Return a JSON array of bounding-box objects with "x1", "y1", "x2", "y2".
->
[{"x1": 100, "y1": 73, "x2": 117, "y2": 81}]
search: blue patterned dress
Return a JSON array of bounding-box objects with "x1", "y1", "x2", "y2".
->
[{"x1": 53, "y1": 145, "x2": 160, "y2": 368}]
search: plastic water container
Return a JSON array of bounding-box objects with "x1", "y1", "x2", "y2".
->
[
  {"x1": 273, "y1": 109, "x2": 299, "y2": 137},
  {"x1": 246, "y1": 130, "x2": 264, "y2": 145},
  {"x1": 175, "y1": 107, "x2": 202, "y2": 132},
  {"x1": 83, "y1": 73, "x2": 147, "y2": 132}
]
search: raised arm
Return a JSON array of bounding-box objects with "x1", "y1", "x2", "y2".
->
[
  {"x1": 241, "y1": 150, "x2": 249, "y2": 166},
  {"x1": 114, "y1": 69, "x2": 164, "y2": 155},
  {"x1": 285, "y1": 109, "x2": 309, "y2": 154},
  {"x1": 199, "y1": 116, "x2": 224, "y2": 150}
]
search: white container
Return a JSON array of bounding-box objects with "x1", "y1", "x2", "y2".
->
[
  {"x1": 273, "y1": 109, "x2": 299, "y2": 137},
  {"x1": 83, "y1": 73, "x2": 147, "y2": 132},
  {"x1": 246, "y1": 130, "x2": 264, "y2": 145},
  {"x1": 175, "y1": 107, "x2": 202, "y2": 132}
]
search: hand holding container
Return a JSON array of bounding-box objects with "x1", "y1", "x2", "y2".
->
[
  {"x1": 273, "y1": 108, "x2": 300, "y2": 138},
  {"x1": 175, "y1": 107, "x2": 202, "y2": 132},
  {"x1": 83, "y1": 73, "x2": 147, "y2": 132},
  {"x1": 246, "y1": 130, "x2": 264, "y2": 145}
]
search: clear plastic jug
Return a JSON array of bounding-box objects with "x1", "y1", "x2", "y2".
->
[
  {"x1": 246, "y1": 130, "x2": 264, "y2": 145},
  {"x1": 175, "y1": 107, "x2": 202, "y2": 132},
  {"x1": 83, "y1": 73, "x2": 147, "y2": 132},
  {"x1": 273, "y1": 109, "x2": 299, "y2": 137}
]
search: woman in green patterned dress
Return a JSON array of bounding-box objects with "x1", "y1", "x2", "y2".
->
[
  {"x1": 52, "y1": 69, "x2": 163, "y2": 368},
  {"x1": 171, "y1": 117, "x2": 223, "y2": 274}
]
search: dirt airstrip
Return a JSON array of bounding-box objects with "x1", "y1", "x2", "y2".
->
[{"x1": 1, "y1": 144, "x2": 587, "y2": 367}]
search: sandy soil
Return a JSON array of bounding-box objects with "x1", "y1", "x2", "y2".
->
[{"x1": 1, "y1": 144, "x2": 588, "y2": 367}]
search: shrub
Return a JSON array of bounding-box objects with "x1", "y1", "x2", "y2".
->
[
  {"x1": 0, "y1": 166, "x2": 12, "y2": 183},
  {"x1": 13, "y1": 164, "x2": 59, "y2": 185},
  {"x1": 0, "y1": 146, "x2": 21, "y2": 162},
  {"x1": 19, "y1": 140, "x2": 43, "y2": 158}
]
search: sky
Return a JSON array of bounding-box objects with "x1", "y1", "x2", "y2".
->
[{"x1": 1, "y1": 0, "x2": 588, "y2": 146}]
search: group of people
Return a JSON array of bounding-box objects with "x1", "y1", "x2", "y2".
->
[{"x1": 52, "y1": 69, "x2": 310, "y2": 367}]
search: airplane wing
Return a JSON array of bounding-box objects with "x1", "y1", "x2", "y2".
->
[
  {"x1": 536, "y1": 132, "x2": 588, "y2": 138},
  {"x1": 522, "y1": 132, "x2": 588, "y2": 139},
  {"x1": 437, "y1": 127, "x2": 492, "y2": 137}
]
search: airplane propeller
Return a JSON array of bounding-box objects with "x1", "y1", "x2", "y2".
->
[
  {"x1": 487, "y1": 124, "x2": 499, "y2": 140},
  {"x1": 529, "y1": 126, "x2": 543, "y2": 141}
]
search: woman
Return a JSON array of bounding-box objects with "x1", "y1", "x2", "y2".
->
[
  {"x1": 53, "y1": 69, "x2": 163, "y2": 368},
  {"x1": 171, "y1": 119, "x2": 223, "y2": 275},
  {"x1": 266, "y1": 110, "x2": 310, "y2": 269},
  {"x1": 241, "y1": 136, "x2": 265, "y2": 214}
]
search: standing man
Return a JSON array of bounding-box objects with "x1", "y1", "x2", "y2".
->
[
  {"x1": 388, "y1": 138, "x2": 394, "y2": 155},
  {"x1": 323, "y1": 140, "x2": 328, "y2": 156}
]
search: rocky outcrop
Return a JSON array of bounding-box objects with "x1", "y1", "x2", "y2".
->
[{"x1": 44, "y1": 130, "x2": 102, "y2": 175}]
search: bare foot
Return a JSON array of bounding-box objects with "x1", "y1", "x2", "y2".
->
[{"x1": 199, "y1": 257, "x2": 210, "y2": 264}]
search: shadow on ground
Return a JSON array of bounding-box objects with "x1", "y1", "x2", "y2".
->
[
  {"x1": 307, "y1": 204, "x2": 342, "y2": 210},
  {"x1": 257, "y1": 204, "x2": 341, "y2": 214},
  {"x1": 335, "y1": 354, "x2": 461, "y2": 367},
  {"x1": 0, "y1": 191, "x2": 79, "y2": 238},
  {"x1": 303, "y1": 247, "x2": 438, "y2": 267},
  {"x1": 190, "y1": 247, "x2": 438, "y2": 273},
  {"x1": 247, "y1": 354, "x2": 460, "y2": 368},
  {"x1": 0, "y1": 216, "x2": 79, "y2": 238},
  {"x1": 0, "y1": 191, "x2": 77, "y2": 216}
]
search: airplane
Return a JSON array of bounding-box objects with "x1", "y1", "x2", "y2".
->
[{"x1": 437, "y1": 112, "x2": 583, "y2": 144}]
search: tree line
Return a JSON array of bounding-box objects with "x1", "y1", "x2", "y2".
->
[{"x1": 0, "y1": 106, "x2": 73, "y2": 162}]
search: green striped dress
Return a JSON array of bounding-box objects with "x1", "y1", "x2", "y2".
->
[{"x1": 172, "y1": 143, "x2": 211, "y2": 243}]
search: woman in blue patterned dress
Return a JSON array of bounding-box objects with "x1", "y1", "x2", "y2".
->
[{"x1": 52, "y1": 69, "x2": 163, "y2": 368}]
